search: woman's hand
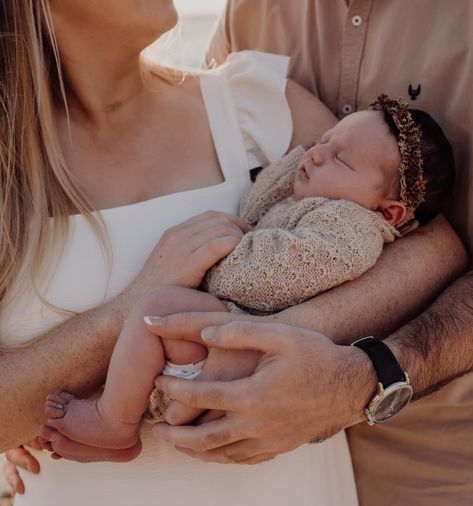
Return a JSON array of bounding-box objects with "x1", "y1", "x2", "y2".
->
[
  {"x1": 3, "y1": 438, "x2": 42, "y2": 495},
  {"x1": 121, "y1": 211, "x2": 251, "y2": 309}
]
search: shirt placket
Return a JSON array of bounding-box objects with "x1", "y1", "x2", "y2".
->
[{"x1": 337, "y1": 0, "x2": 375, "y2": 117}]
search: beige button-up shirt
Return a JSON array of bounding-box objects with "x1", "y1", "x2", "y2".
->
[{"x1": 207, "y1": 1, "x2": 473, "y2": 505}]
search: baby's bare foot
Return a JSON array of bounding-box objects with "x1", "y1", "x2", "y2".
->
[{"x1": 45, "y1": 390, "x2": 140, "y2": 450}]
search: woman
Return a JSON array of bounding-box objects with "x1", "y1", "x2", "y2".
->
[{"x1": 0, "y1": 0, "x2": 465, "y2": 504}]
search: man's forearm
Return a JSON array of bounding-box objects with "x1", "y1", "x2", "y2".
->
[
  {"x1": 0, "y1": 299, "x2": 123, "y2": 451},
  {"x1": 387, "y1": 270, "x2": 473, "y2": 398},
  {"x1": 270, "y1": 215, "x2": 468, "y2": 343}
]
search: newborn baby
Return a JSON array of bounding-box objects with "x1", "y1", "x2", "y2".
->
[{"x1": 42, "y1": 95, "x2": 454, "y2": 454}]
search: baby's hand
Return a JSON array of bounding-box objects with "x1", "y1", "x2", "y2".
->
[{"x1": 159, "y1": 347, "x2": 260, "y2": 426}]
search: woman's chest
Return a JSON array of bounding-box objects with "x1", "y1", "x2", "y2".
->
[
  {"x1": 2, "y1": 177, "x2": 251, "y2": 347},
  {"x1": 60, "y1": 93, "x2": 224, "y2": 211}
]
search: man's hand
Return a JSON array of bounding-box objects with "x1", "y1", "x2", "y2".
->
[
  {"x1": 149, "y1": 315, "x2": 377, "y2": 464},
  {"x1": 162, "y1": 346, "x2": 261, "y2": 426}
]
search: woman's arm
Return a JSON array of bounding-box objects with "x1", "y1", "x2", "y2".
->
[
  {"x1": 0, "y1": 210, "x2": 250, "y2": 452},
  {"x1": 0, "y1": 303, "x2": 120, "y2": 451}
]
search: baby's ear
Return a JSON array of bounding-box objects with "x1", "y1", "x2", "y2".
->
[{"x1": 377, "y1": 200, "x2": 407, "y2": 226}]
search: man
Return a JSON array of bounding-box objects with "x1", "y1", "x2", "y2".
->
[{"x1": 152, "y1": 2, "x2": 473, "y2": 505}]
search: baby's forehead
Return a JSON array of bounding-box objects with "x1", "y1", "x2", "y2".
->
[
  {"x1": 331, "y1": 111, "x2": 395, "y2": 150},
  {"x1": 336, "y1": 110, "x2": 385, "y2": 131}
]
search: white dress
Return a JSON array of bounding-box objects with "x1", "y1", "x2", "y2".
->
[{"x1": 9, "y1": 51, "x2": 358, "y2": 506}]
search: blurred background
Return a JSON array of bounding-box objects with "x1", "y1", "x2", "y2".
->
[
  {"x1": 155, "y1": 0, "x2": 226, "y2": 67},
  {"x1": 0, "y1": 1, "x2": 225, "y2": 503}
]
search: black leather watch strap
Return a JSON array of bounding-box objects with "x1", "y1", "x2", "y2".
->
[{"x1": 352, "y1": 336, "x2": 406, "y2": 388}]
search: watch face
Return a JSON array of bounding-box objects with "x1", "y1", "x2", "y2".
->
[{"x1": 371, "y1": 383, "x2": 413, "y2": 423}]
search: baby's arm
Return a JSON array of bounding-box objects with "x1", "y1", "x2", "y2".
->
[
  {"x1": 207, "y1": 200, "x2": 390, "y2": 313},
  {"x1": 240, "y1": 146, "x2": 305, "y2": 224}
]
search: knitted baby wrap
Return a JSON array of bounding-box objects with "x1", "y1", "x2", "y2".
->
[{"x1": 205, "y1": 146, "x2": 399, "y2": 313}]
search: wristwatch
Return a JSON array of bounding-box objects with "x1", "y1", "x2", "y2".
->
[{"x1": 351, "y1": 336, "x2": 413, "y2": 425}]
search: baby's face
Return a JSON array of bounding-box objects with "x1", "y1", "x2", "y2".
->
[{"x1": 294, "y1": 110, "x2": 401, "y2": 210}]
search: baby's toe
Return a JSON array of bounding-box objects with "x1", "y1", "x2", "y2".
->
[
  {"x1": 46, "y1": 391, "x2": 74, "y2": 405},
  {"x1": 45, "y1": 401, "x2": 66, "y2": 420},
  {"x1": 45, "y1": 391, "x2": 74, "y2": 421}
]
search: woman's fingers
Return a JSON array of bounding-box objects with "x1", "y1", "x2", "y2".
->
[
  {"x1": 3, "y1": 443, "x2": 42, "y2": 496},
  {"x1": 4, "y1": 446, "x2": 40, "y2": 474},
  {"x1": 193, "y1": 235, "x2": 241, "y2": 265},
  {"x1": 3, "y1": 459, "x2": 24, "y2": 495},
  {"x1": 135, "y1": 210, "x2": 250, "y2": 290},
  {"x1": 28, "y1": 437, "x2": 43, "y2": 451},
  {"x1": 178, "y1": 210, "x2": 252, "y2": 234}
]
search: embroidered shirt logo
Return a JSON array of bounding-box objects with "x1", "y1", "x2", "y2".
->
[{"x1": 408, "y1": 84, "x2": 421, "y2": 101}]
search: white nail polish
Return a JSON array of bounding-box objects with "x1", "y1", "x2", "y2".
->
[{"x1": 144, "y1": 316, "x2": 163, "y2": 326}]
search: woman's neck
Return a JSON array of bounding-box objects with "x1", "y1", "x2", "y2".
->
[{"x1": 53, "y1": 20, "x2": 159, "y2": 128}]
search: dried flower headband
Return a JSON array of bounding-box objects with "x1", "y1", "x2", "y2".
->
[{"x1": 370, "y1": 94, "x2": 427, "y2": 221}]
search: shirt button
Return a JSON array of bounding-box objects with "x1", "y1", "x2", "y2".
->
[
  {"x1": 352, "y1": 15, "x2": 362, "y2": 27},
  {"x1": 342, "y1": 104, "x2": 353, "y2": 115}
]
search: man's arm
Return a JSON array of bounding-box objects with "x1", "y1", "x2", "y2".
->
[
  {"x1": 387, "y1": 270, "x2": 473, "y2": 398},
  {"x1": 271, "y1": 215, "x2": 467, "y2": 343}
]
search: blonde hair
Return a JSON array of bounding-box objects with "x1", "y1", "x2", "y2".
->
[{"x1": 0, "y1": 0, "x2": 107, "y2": 340}]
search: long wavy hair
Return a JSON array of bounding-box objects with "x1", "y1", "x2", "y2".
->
[{"x1": 0, "y1": 0, "x2": 107, "y2": 340}]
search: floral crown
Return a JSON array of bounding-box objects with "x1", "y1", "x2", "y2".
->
[{"x1": 370, "y1": 94, "x2": 427, "y2": 221}]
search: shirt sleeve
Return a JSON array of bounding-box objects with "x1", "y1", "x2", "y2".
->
[{"x1": 219, "y1": 50, "x2": 293, "y2": 170}]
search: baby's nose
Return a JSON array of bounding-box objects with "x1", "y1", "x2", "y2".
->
[{"x1": 310, "y1": 146, "x2": 325, "y2": 166}]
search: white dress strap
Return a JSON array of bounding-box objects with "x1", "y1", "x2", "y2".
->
[
  {"x1": 200, "y1": 50, "x2": 293, "y2": 182},
  {"x1": 200, "y1": 68, "x2": 250, "y2": 183}
]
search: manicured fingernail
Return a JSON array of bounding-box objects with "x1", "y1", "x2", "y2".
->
[
  {"x1": 144, "y1": 316, "x2": 163, "y2": 326},
  {"x1": 201, "y1": 327, "x2": 217, "y2": 343}
]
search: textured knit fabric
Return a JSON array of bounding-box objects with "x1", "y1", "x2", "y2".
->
[{"x1": 205, "y1": 146, "x2": 399, "y2": 314}]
